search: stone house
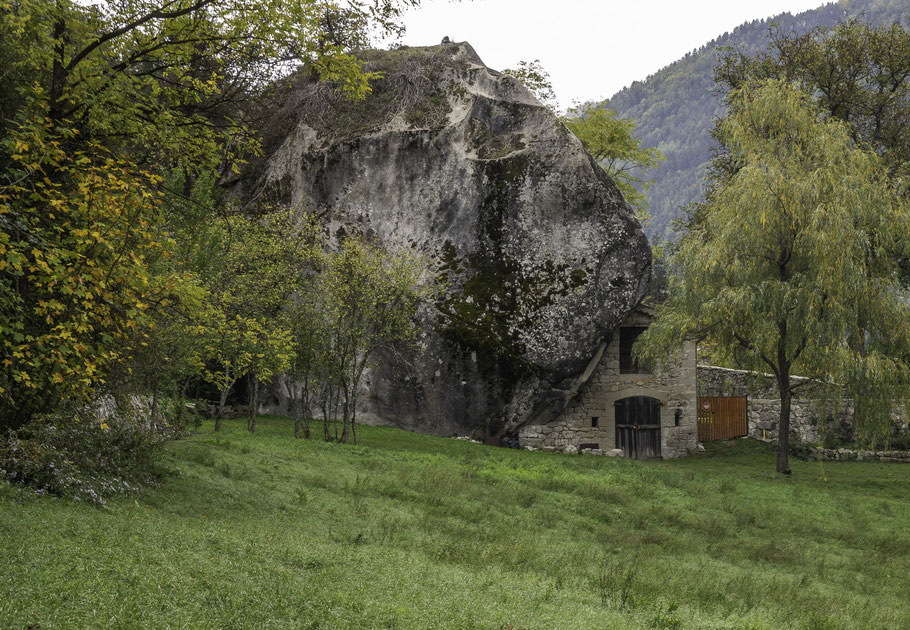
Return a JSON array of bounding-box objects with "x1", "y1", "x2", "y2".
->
[
  {"x1": 518, "y1": 306, "x2": 699, "y2": 459},
  {"x1": 518, "y1": 306, "x2": 906, "y2": 459}
]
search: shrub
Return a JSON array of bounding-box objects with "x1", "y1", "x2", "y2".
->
[
  {"x1": 0, "y1": 408, "x2": 176, "y2": 505},
  {"x1": 166, "y1": 397, "x2": 205, "y2": 434}
]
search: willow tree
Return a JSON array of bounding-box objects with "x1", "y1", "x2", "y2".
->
[{"x1": 640, "y1": 79, "x2": 910, "y2": 474}]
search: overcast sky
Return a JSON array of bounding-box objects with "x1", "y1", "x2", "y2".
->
[{"x1": 396, "y1": 0, "x2": 829, "y2": 109}]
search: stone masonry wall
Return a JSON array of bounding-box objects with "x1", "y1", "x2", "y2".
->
[
  {"x1": 801, "y1": 446, "x2": 910, "y2": 463},
  {"x1": 519, "y1": 310, "x2": 698, "y2": 459},
  {"x1": 697, "y1": 365, "x2": 853, "y2": 444}
]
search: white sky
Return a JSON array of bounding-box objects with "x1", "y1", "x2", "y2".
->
[{"x1": 397, "y1": 0, "x2": 830, "y2": 109}]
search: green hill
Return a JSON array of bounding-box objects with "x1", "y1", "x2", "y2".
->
[
  {"x1": 2, "y1": 416, "x2": 910, "y2": 628},
  {"x1": 606, "y1": 0, "x2": 910, "y2": 242}
]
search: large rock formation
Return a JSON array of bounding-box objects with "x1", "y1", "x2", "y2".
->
[{"x1": 244, "y1": 41, "x2": 651, "y2": 438}]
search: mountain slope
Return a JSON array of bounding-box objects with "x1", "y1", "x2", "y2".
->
[{"x1": 606, "y1": 0, "x2": 910, "y2": 242}]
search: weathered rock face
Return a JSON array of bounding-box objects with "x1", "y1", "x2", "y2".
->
[{"x1": 244, "y1": 41, "x2": 650, "y2": 437}]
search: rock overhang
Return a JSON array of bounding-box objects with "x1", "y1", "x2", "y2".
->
[{"x1": 241, "y1": 40, "x2": 651, "y2": 436}]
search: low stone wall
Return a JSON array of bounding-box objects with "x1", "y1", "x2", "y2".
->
[{"x1": 800, "y1": 446, "x2": 910, "y2": 463}]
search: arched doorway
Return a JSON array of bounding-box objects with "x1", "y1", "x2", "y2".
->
[{"x1": 614, "y1": 396, "x2": 662, "y2": 459}]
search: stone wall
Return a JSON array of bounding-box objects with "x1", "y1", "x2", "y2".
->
[
  {"x1": 801, "y1": 446, "x2": 910, "y2": 463},
  {"x1": 519, "y1": 309, "x2": 698, "y2": 459},
  {"x1": 697, "y1": 365, "x2": 853, "y2": 444},
  {"x1": 743, "y1": 398, "x2": 854, "y2": 444}
]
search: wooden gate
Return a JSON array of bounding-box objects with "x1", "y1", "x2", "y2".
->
[
  {"x1": 697, "y1": 396, "x2": 747, "y2": 441},
  {"x1": 615, "y1": 396, "x2": 661, "y2": 459}
]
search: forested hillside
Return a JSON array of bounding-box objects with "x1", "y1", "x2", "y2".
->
[{"x1": 606, "y1": 0, "x2": 910, "y2": 242}]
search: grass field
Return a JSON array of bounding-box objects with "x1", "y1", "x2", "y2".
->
[{"x1": 2, "y1": 416, "x2": 909, "y2": 629}]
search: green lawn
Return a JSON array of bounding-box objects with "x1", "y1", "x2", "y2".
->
[{"x1": 2, "y1": 416, "x2": 909, "y2": 629}]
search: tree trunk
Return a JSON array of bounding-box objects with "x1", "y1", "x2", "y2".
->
[
  {"x1": 340, "y1": 393, "x2": 350, "y2": 444},
  {"x1": 302, "y1": 374, "x2": 311, "y2": 439},
  {"x1": 150, "y1": 384, "x2": 159, "y2": 423},
  {"x1": 321, "y1": 395, "x2": 330, "y2": 442},
  {"x1": 249, "y1": 375, "x2": 259, "y2": 433},
  {"x1": 351, "y1": 403, "x2": 357, "y2": 445},
  {"x1": 777, "y1": 382, "x2": 792, "y2": 475},
  {"x1": 247, "y1": 373, "x2": 253, "y2": 431},
  {"x1": 216, "y1": 376, "x2": 231, "y2": 432},
  {"x1": 331, "y1": 386, "x2": 339, "y2": 442},
  {"x1": 774, "y1": 313, "x2": 793, "y2": 474},
  {"x1": 290, "y1": 370, "x2": 300, "y2": 438},
  {"x1": 49, "y1": 17, "x2": 67, "y2": 123},
  {"x1": 291, "y1": 386, "x2": 300, "y2": 440}
]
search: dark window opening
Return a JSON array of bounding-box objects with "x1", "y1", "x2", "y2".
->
[
  {"x1": 591, "y1": 416, "x2": 599, "y2": 428},
  {"x1": 619, "y1": 326, "x2": 651, "y2": 374}
]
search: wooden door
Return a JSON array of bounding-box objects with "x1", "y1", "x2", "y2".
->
[
  {"x1": 697, "y1": 396, "x2": 747, "y2": 441},
  {"x1": 615, "y1": 396, "x2": 662, "y2": 459}
]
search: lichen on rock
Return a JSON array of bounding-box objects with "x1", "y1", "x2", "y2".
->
[{"x1": 240, "y1": 41, "x2": 651, "y2": 438}]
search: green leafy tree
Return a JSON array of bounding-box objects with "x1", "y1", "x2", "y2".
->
[
  {"x1": 715, "y1": 19, "x2": 910, "y2": 191},
  {"x1": 1, "y1": 0, "x2": 420, "y2": 429},
  {"x1": 320, "y1": 237, "x2": 427, "y2": 444},
  {"x1": 504, "y1": 59, "x2": 663, "y2": 221},
  {"x1": 286, "y1": 266, "x2": 334, "y2": 440},
  {"x1": 503, "y1": 59, "x2": 559, "y2": 112},
  {"x1": 639, "y1": 80, "x2": 910, "y2": 474},
  {"x1": 562, "y1": 105, "x2": 664, "y2": 222},
  {"x1": 197, "y1": 211, "x2": 313, "y2": 431},
  {"x1": 0, "y1": 135, "x2": 172, "y2": 430},
  {"x1": 714, "y1": 18, "x2": 910, "y2": 292},
  {"x1": 113, "y1": 275, "x2": 210, "y2": 422},
  {"x1": 200, "y1": 312, "x2": 292, "y2": 432},
  {"x1": 0, "y1": 0, "x2": 418, "y2": 165}
]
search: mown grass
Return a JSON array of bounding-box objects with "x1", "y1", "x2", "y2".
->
[{"x1": 2, "y1": 416, "x2": 909, "y2": 629}]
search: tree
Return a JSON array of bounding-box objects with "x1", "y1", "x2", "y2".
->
[
  {"x1": 0, "y1": 136, "x2": 173, "y2": 430},
  {"x1": 710, "y1": 18, "x2": 910, "y2": 437},
  {"x1": 200, "y1": 311, "x2": 292, "y2": 432},
  {"x1": 503, "y1": 59, "x2": 664, "y2": 221},
  {"x1": 0, "y1": 0, "x2": 419, "y2": 167},
  {"x1": 1, "y1": 0, "x2": 421, "y2": 428},
  {"x1": 112, "y1": 275, "x2": 210, "y2": 423},
  {"x1": 639, "y1": 80, "x2": 910, "y2": 474},
  {"x1": 320, "y1": 237, "x2": 427, "y2": 444},
  {"x1": 562, "y1": 104, "x2": 664, "y2": 222},
  {"x1": 287, "y1": 287, "x2": 328, "y2": 440},
  {"x1": 715, "y1": 19, "x2": 910, "y2": 191},
  {"x1": 197, "y1": 210, "x2": 315, "y2": 431},
  {"x1": 503, "y1": 60, "x2": 559, "y2": 113}
]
